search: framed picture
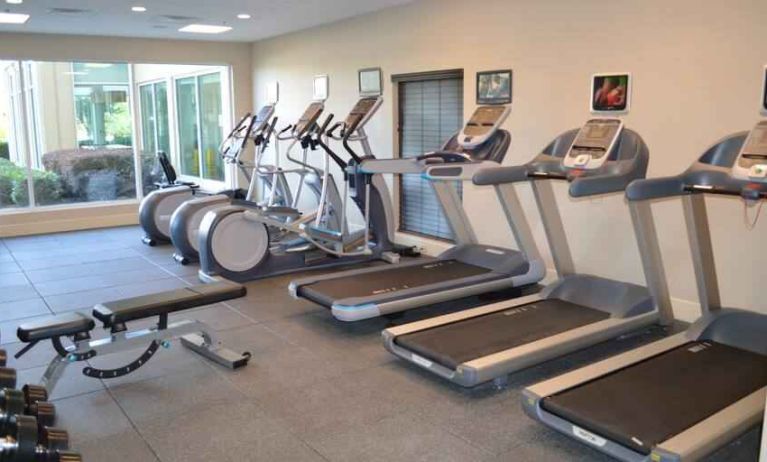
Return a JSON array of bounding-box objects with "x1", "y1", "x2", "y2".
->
[
  {"x1": 761, "y1": 66, "x2": 767, "y2": 113},
  {"x1": 313, "y1": 75, "x2": 329, "y2": 101},
  {"x1": 477, "y1": 70, "x2": 512, "y2": 105},
  {"x1": 266, "y1": 81, "x2": 279, "y2": 104},
  {"x1": 591, "y1": 73, "x2": 631, "y2": 113},
  {"x1": 359, "y1": 67, "x2": 383, "y2": 96}
]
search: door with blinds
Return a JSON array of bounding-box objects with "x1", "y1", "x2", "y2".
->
[{"x1": 396, "y1": 71, "x2": 463, "y2": 241}]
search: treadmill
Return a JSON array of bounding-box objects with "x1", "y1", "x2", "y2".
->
[
  {"x1": 384, "y1": 118, "x2": 674, "y2": 388},
  {"x1": 289, "y1": 104, "x2": 546, "y2": 321},
  {"x1": 524, "y1": 121, "x2": 767, "y2": 462}
]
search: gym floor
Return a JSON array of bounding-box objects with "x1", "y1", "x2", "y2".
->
[{"x1": 0, "y1": 226, "x2": 760, "y2": 462}]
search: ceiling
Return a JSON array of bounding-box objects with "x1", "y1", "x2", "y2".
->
[{"x1": 0, "y1": 0, "x2": 414, "y2": 42}]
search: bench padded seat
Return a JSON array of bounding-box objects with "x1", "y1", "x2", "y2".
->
[
  {"x1": 92, "y1": 282, "x2": 246, "y2": 328},
  {"x1": 18, "y1": 312, "x2": 95, "y2": 343}
]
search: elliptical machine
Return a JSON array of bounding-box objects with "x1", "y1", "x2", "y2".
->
[
  {"x1": 169, "y1": 105, "x2": 281, "y2": 265},
  {"x1": 197, "y1": 94, "x2": 400, "y2": 283},
  {"x1": 139, "y1": 108, "x2": 275, "y2": 247}
]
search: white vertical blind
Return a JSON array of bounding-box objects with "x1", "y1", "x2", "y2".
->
[{"x1": 397, "y1": 76, "x2": 463, "y2": 240}]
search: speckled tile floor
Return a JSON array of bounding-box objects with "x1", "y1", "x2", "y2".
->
[{"x1": 0, "y1": 226, "x2": 761, "y2": 461}]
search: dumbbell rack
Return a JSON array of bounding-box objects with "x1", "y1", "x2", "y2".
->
[{"x1": 0, "y1": 348, "x2": 82, "y2": 461}]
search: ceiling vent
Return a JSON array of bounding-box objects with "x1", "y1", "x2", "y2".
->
[
  {"x1": 159, "y1": 14, "x2": 200, "y2": 23},
  {"x1": 47, "y1": 8, "x2": 92, "y2": 16}
]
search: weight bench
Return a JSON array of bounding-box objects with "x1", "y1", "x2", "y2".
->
[{"x1": 16, "y1": 281, "x2": 251, "y2": 394}]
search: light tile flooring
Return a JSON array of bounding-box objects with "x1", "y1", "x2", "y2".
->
[{"x1": 0, "y1": 226, "x2": 760, "y2": 461}]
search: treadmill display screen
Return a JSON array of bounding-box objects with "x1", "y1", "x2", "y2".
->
[
  {"x1": 463, "y1": 106, "x2": 506, "y2": 137},
  {"x1": 738, "y1": 122, "x2": 767, "y2": 170},
  {"x1": 570, "y1": 119, "x2": 622, "y2": 159}
]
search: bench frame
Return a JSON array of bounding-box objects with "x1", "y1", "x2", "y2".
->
[{"x1": 37, "y1": 317, "x2": 249, "y2": 394}]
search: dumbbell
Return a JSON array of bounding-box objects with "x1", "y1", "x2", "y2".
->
[
  {"x1": 0, "y1": 387, "x2": 55, "y2": 427},
  {"x1": 0, "y1": 415, "x2": 79, "y2": 462}
]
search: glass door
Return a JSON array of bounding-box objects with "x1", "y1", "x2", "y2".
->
[
  {"x1": 199, "y1": 72, "x2": 223, "y2": 181},
  {"x1": 175, "y1": 76, "x2": 199, "y2": 178},
  {"x1": 0, "y1": 61, "x2": 30, "y2": 209}
]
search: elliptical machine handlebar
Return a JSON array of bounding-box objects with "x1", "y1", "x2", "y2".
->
[
  {"x1": 258, "y1": 116, "x2": 279, "y2": 150},
  {"x1": 276, "y1": 124, "x2": 295, "y2": 141},
  {"x1": 342, "y1": 115, "x2": 364, "y2": 164},
  {"x1": 316, "y1": 114, "x2": 335, "y2": 136},
  {"x1": 220, "y1": 113, "x2": 255, "y2": 163}
]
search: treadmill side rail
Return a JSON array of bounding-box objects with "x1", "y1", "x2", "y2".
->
[{"x1": 655, "y1": 388, "x2": 765, "y2": 462}]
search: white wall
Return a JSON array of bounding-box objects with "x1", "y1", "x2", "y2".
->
[
  {"x1": 250, "y1": 0, "x2": 767, "y2": 319},
  {"x1": 0, "y1": 32, "x2": 253, "y2": 236}
]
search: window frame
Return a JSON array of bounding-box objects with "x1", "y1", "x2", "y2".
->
[{"x1": 170, "y1": 67, "x2": 230, "y2": 191}]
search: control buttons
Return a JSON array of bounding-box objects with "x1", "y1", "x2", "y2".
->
[
  {"x1": 575, "y1": 154, "x2": 591, "y2": 167},
  {"x1": 749, "y1": 165, "x2": 767, "y2": 179}
]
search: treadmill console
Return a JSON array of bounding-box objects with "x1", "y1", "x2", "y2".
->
[
  {"x1": 294, "y1": 102, "x2": 325, "y2": 137},
  {"x1": 732, "y1": 120, "x2": 767, "y2": 182},
  {"x1": 564, "y1": 118, "x2": 623, "y2": 170},
  {"x1": 459, "y1": 105, "x2": 511, "y2": 149},
  {"x1": 345, "y1": 96, "x2": 383, "y2": 131}
]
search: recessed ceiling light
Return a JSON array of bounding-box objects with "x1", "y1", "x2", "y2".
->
[
  {"x1": 131, "y1": 6, "x2": 147, "y2": 12},
  {"x1": 0, "y1": 12, "x2": 29, "y2": 24},
  {"x1": 6, "y1": 0, "x2": 24, "y2": 5},
  {"x1": 84, "y1": 63, "x2": 113, "y2": 69},
  {"x1": 237, "y1": 13, "x2": 251, "y2": 19},
  {"x1": 179, "y1": 24, "x2": 232, "y2": 34}
]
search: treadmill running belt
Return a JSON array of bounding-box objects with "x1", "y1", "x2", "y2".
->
[
  {"x1": 542, "y1": 341, "x2": 767, "y2": 455},
  {"x1": 394, "y1": 299, "x2": 609, "y2": 369},
  {"x1": 300, "y1": 260, "x2": 493, "y2": 302}
]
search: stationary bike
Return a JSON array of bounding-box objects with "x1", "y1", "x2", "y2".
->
[{"x1": 198, "y1": 95, "x2": 401, "y2": 283}]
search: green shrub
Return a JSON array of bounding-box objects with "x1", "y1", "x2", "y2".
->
[
  {"x1": 0, "y1": 141, "x2": 9, "y2": 160},
  {"x1": 0, "y1": 158, "x2": 63, "y2": 207}
]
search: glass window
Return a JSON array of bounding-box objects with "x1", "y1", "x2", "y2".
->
[
  {"x1": 176, "y1": 76, "x2": 199, "y2": 178},
  {"x1": 0, "y1": 61, "x2": 30, "y2": 210},
  {"x1": 0, "y1": 61, "x2": 231, "y2": 213},
  {"x1": 199, "y1": 72, "x2": 223, "y2": 181},
  {"x1": 139, "y1": 84, "x2": 156, "y2": 155},
  {"x1": 155, "y1": 82, "x2": 170, "y2": 156},
  {"x1": 19, "y1": 61, "x2": 137, "y2": 206}
]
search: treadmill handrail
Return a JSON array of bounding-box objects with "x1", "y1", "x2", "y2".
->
[{"x1": 475, "y1": 155, "x2": 647, "y2": 197}]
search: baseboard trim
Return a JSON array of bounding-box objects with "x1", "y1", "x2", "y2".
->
[{"x1": 0, "y1": 205, "x2": 139, "y2": 237}]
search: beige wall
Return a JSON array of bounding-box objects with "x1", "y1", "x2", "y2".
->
[
  {"x1": 251, "y1": 0, "x2": 767, "y2": 319},
  {"x1": 0, "y1": 32, "x2": 253, "y2": 236}
]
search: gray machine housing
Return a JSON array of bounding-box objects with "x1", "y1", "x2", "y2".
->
[
  {"x1": 524, "y1": 127, "x2": 767, "y2": 462},
  {"x1": 383, "y1": 121, "x2": 671, "y2": 387}
]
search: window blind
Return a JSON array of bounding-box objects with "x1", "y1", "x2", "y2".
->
[{"x1": 397, "y1": 75, "x2": 463, "y2": 241}]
